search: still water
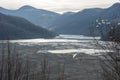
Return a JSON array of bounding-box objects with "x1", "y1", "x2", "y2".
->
[{"x1": 1, "y1": 35, "x2": 110, "y2": 55}]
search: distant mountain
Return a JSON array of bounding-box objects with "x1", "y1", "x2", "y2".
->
[
  {"x1": 100, "y1": 3, "x2": 120, "y2": 19},
  {"x1": 99, "y1": 3, "x2": 120, "y2": 40},
  {"x1": 50, "y1": 3, "x2": 120, "y2": 36},
  {"x1": 0, "y1": 5, "x2": 60, "y2": 28},
  {"x1": 62, "y1": 12, "x2": 75, "y2": 16},
  {"x1": 50, "y1": 8, "x2": 103, "y2": 36},
  {"x1": 1, "y1": 3, "x2": 119, "y2": 37},
  {"x1": 0, "y1": 13, "x2": 57, "y2": 40}
]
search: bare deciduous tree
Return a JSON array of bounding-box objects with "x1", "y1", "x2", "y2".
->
[
  {"x1": 91, "y1": 19, "x2": 120, "y2": 80},
  {"x1": 0, "y1": 41, "x2": 66, "y2": 80}
]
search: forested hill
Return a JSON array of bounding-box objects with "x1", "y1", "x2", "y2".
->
[
  {"x1": 0, "y1": 5, "x2": 60, "y2": 28},
  {"x1": 0, "y1": 13, "x2": 57, "y2": 40}
]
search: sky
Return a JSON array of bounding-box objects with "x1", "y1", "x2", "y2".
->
[{"x1": 0, "y1": 0, "x2": 119, "y2": 13}]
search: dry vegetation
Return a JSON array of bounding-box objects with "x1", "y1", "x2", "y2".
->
[{"x1": 0, "y1": 42, "x2": 102, "y2": 80}]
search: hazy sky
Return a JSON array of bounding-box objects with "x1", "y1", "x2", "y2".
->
[{"x1": 0, "y1": 0, "x2": 119, "y2": 13}]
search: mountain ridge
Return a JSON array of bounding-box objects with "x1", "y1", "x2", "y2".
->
[
  {"x1": 0, "y1": 12, "x2": 57, "y2": 40},
  {"x1": 0, "y1": 5, "x2": 60, "y2": 28},
  {"x1": 49, "y1": 3, "x2": 120, "y2": 36}
]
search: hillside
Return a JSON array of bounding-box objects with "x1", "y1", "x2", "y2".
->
[
  {"x1": 0, "y1": 5, "x2": 60, "y2": 28},
  {"x1": 50, "y1": 3, "x2": 120, "y2": 36},
  {"x1": 98, "y1": 3, "x2": 120, "y2": 40},
  {"x1": 0, "y1": 13, "x2": 57, "y2": 40},
  {"x1": 50, "y1": 8, "x2": 103, "y2": 36}
]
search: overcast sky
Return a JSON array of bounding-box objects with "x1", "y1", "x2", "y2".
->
[{"x1": 0, "y1": 0, "x2": 119, "y2": 13}]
